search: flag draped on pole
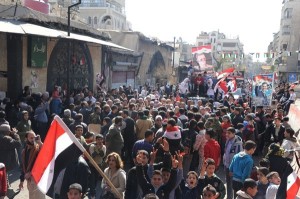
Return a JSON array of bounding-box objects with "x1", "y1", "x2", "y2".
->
[
  {"x1": 31, "y1": 115, "x2": 86, "y2": 196},
  {"x1": 214, "y1": 77, "x2": 228, "y2": 94},
  {"x1": 276, "y1": 163, "x2": 300, "y2": 199}
]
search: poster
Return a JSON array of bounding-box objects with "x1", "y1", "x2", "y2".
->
[
  {"x1": 252, "y1": 74, "x2": 274, "y2": 106},
  {"x1": 27, "y1": 36, "x2": 47, "y2": 68},
  {"x1": 191, "y1": 45, "x2": 214, "y2": 75}
]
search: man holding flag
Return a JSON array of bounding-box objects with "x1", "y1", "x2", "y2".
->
[
  {"x1": 19, "y1": 130, "x2": 45, "y2": 199},
  {"x1": 30, "y1": 115, "x2": 123, "y2": 199}
]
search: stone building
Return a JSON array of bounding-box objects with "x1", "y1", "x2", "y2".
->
[
  {"x1": 0, "y1": 4, "x2": 131, "y2": 100},
  {"x1": 268, "y1": 0, "x2": 300, "y2": 82},
  {"x1": 196, "y1": 31, "x2": 244, "y2": 70},
  {"x1": 105, "y1": 30, "x2": 174, "y2": 88},
  {"x1": 49, "y1": 0, "x2": 131, "y2": 31}
]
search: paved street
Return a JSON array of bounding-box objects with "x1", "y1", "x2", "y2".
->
[{"x1": 8, "y1": 169, "x2": 51, "y2": 199}]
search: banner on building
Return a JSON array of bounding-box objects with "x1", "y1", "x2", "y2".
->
[
  {"x1": 191, "y1": 45, "x2": 214, "y2": 75},
  {"x1": 27, "y1": 36, "x2": 47, "y2": 68},
  {"x1": 252, "y1": 74, "x2": 274, "y2": 106}
]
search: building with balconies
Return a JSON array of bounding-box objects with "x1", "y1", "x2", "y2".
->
[
  {"x1": 269, "y1": 0, "x2": 300, "y2": 82},
  {"x1": 196, "y1": 31, "x2": 244, "y2": 71}
]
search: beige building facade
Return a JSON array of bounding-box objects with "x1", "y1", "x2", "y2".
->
[{"x1": 268, "y1": 0, "x2": 300, "y2": 81}]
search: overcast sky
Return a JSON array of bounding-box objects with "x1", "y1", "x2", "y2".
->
[{"x1": 126, "y1": 0, "x2": 283, "y2": 54}]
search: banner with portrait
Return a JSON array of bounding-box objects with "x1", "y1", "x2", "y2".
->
[
  {"x1": 227, "y1": 70, "x2": 244, "y2": 89},
  {"x1": 191, "y1": 45, "x2": 214, "y2": 75},
  {"x1": 252, "y1": 74, "x2": 274, "y2": 106}
]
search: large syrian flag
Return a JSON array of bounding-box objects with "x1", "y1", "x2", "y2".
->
[
  {"x1": 214, "y1": 77, "x2": 228, "y2": 94},
  {"x1": 217, "y1": 67, "x2": 235, "y2": 79},
  {"x1": 31, "y1": 115, "x2": 86, "y2": 196},
  {"x1": 276, "y1": 163, "x2": 300, "y2": 199}
]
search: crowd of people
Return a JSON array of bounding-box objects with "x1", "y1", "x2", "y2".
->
[{"x1": 0, "y1": 78, "x2": 299, "y2": 199}]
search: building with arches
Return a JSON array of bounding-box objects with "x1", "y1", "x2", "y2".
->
[{"x1": 53, "y1": 0, "x2": 131, "y2": 31}]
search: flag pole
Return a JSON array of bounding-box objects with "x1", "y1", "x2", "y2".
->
[
  {"x1": 54, "y1": 116, "x2": 123, "y2": 199},
  {"x1": 83, "y1": 151, "x2": 123, "y2": 199}
]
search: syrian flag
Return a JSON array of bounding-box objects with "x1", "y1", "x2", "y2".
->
[
  {"x1": 217, "y1": 67, "x2": 235, "y2": 79},
  {"x1": 214, "y1": 77, "x2": 228, "y2": 94},
  {"x1": 276, "y1": 164, "x2": 300, "y2": 199},
  {"x1": 163, "y1": 126, "x2": 181, "y2": 140},
  {"x1": 31, "y1": 116, "x2": 86, "y2": 196},
  {"x1": 192, "y1": 45, "x2": 212, "y2": 54}
]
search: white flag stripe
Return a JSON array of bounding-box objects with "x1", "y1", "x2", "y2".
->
[
  {"x1": 37, "y1": 132, "x2": 73, "y2": 193},
  {"x1": 287, "y1": 171, "x2": 298, "y2": 190},
  {"x1": 55, "y1": 115, "x2": 86, "y2": 152}
]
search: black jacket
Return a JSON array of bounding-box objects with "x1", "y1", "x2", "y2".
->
[
  {"x1": 137, "y1": 164, "x2": 177, "y2": 199},
  {"x1": 59, "y1": 156, "x2": 91, "y2": 199},
  {"x1": 263, "y1": 124, "x2": 285, "y2": 144},
  {"x1": 232, "y1": 114, "x2": 244, "y2": 129},
  {"x1": 125, "y1": 153, "x2": 172, "y2": 199}
]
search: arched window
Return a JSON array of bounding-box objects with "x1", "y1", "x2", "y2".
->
[
  {"x1": 94, "y1": 16, "x2": 97, "y2": 25},
  {"x1": 88, "y1": 16, "x2": 92, "y2": 24},
  {"x1": 284, "y1": 8, "x2": 293, "y2": 19}
]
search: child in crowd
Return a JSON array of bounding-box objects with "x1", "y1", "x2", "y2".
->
[
  {"x1": 181, "y1": 171, "x2": 201, "y2": 199},
  {"x1": 202, "y1": 184, "x2": 219, "y2": 199},
  {"x1": 199, "y1": 158, "x2": 226, "y2": 198},
  {"x1": 253, "y1": 167, "x2": 269, "y2": 199},
  {"x1": 67, "y1": 183, "x2": 82, "y2": 199},
  {"x1": 230, "y1": 141, "x2": 256, "y2": 198},
  {"x1": 236, "y1": 178, "x2": 258, "y2": 199},
  {"x1": 266, "y1": 172, "x2": 281, "y2": 199}
]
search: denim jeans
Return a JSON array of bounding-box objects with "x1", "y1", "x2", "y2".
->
[
  {"x1": 232, "y1": 180, "x2": 243, "y2": 198},
  {"x1": 225, "y1": 168, "x2": 233, "y2": 199}
]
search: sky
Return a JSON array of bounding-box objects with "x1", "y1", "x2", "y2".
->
[{"x1": 126, "y1": 0, "x2": 283, "y2": 54}]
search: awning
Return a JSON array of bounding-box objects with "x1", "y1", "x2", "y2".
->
[
  {"x1": 0, "y1": 19, "x2": 133, "y2": 51},
  {"x1": 66, "y1": 32, "x2": 134, "y2": 52},
  {"x1": 20, "y1": 23, "x2": 63, "y2": 38},
  {"x1": 0, "y1": 20, "x2": 25, "y2": 34}
]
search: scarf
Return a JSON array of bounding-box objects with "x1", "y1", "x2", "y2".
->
[{"x1": 22, "y1": 143, "x2": 40, "y2": 174}]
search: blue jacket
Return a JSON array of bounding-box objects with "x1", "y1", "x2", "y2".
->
[{"x1": 229, "y1": 151, "x2": 253, "y2": 182}]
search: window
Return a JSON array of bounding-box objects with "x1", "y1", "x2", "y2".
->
[
  {"x1": 94, "y1": 17, "x2": 97, "y2": 25},
  {"x1": 223, "y1": 42, "x2": 236, "y2": 47},
  {"x1": 282, "y1": 25, "x2": 291, "y2": 35},
  {"x1": 284, "y1": 8, "x2": 293, "y2": 19},
  {"x1": 88, "y1": 16, "x2": 92, "y2": 24}
]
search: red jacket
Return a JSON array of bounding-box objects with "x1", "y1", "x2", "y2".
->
[
  {"x1": 204, "y1": 139, "x2": 221, "y2": 167},
  {"x1": 0, "y1": 164, "x2": 7, "y2": 197}
]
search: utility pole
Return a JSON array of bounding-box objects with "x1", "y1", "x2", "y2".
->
[
  {"x1": 173, "y1": 37, "x2": 175, "y2": 68},
  {"x1": 67, "y1": 0, "x2": 81, "y2": 98}
]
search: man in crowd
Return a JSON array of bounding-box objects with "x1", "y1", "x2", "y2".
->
[{"x1": 19, "y1": 130, "x2": 44, "y2": 199}]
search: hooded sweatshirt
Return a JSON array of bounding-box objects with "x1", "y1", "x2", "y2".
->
[
  {"x1": 229, "y1": 151, "x2": 253, "y2": 182},
  {"x1": 236, "y1": 190, "x2": 253, "y2": 199}
]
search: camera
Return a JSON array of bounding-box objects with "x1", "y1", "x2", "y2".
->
[{"x1": 35, "y1": 135, "x2": 40, "y2": 141}]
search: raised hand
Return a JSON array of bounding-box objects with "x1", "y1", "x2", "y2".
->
[
  {"x1": 175, "y1": 150, "x2": 183, "y2": 169},
  {"x1": 171, "y1": 155, "x2": 179, "y2": 169},
  {"x1": 150, "y1": 149, "x2": 158, "y2": 164},
  {"x1": 160, "y1": 138, "x2": 170, "y2": 152}
]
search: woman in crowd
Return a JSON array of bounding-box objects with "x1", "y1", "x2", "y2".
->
[{"x1": 101, "y1": 152, "x2": 126, "y2": 199}]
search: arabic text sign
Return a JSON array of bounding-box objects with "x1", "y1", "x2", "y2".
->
[{"x1": 27, "y1": 36, "x2": 47, "y2": 68}]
